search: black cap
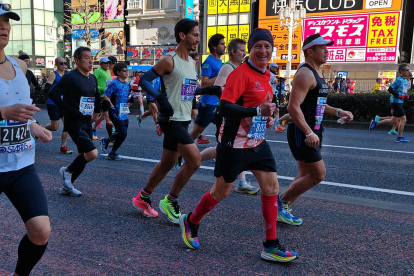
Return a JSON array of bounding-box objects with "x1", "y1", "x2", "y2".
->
[
  {"x1": 248, "y1": 28, "x2": 274, "y2": 52},
  {"x1": 18, "y1": 54, "x2": 30, "y2": 60},
  {"x1": 108, "y1": 56, "x2": 117, "y2": 63}
]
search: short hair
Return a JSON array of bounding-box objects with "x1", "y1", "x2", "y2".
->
[
  {"x1": 208, "y1": 33, "x2": 225, "y2": 53},
  {"x1": 376, "y1": 78, "x2": 381, "y2": 82},
  {"x1": 227, "y1": 38, "x2": 246, "y2": 56},
  {"x1": 73, "y1": 47, "x2": 91, "y2": 61},
  {"x1": 175, "y1": 19, "x2": 198, "y2": 43},
  {"x1": 398, "y1": 64, "x2": 408, "y2": 73},
  {"x1": 189, "y1": 51, "x2": 199, "y2": 59},
  {"x1": 303, "y1": 33, "x2": 321, "y2": 58},
  {"x1": 113, "y1": 62, "x2": 127, "y2": 76}
]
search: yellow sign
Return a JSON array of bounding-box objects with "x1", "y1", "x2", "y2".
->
[
  {"x1": 239, "y1": 0, "x2": 250, "y2": 13},
  {"x1": 229, "y1": 0, "x2": 239, "y2": 13},
  {"x1": 206, "y1": 26, "x2": 218, "y2": 53},
  {"x1": 379, "y1": 71, "x2": 397, "y2": 79},
  {"x1": 239, "y1": 24, "x2": 250, "y2": 50},
  {"x1": 258, "y1": 20, "x2": 301, "y2": 64},
  {"x1": 217, "y1": 26, "x2": 228, "y2": 46},
  {"x1": 208, "y1": 0, "x2": 218, "y2": 15},
  {"x1": 218, "y1": 0, "x2": 229, "y2": 14},
  {"x1": 227, "y1": 25, "x2": 239, "y2": 42},
  {"x1": 368, "y1": 12, "x2": 399, "y2": 47}
]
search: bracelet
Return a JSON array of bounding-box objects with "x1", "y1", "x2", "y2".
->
[
  {"x1": 306, "y1": 131, "x2": 314, "y2": 137},
  {"x1": 335, "y1": 108, "x2": 342, "y2": 117},
  {"x1": 256, "y1": 107, "x2": 261, "y2": 116},
  {"x1": 28, "y1": 119, "x2": 37, "y2": 127}
]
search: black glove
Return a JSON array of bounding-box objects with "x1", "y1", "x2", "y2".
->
[
  {"x1": 101, "y1": 100, "x2": 111, "y2": 112},
  {"x1": 109, "y1": 107, "x2": 119, "y2": 120},
  {"x1": 155, "y1": 94, "x2": 174, "y2": 116},
  {"x1": 68, "y1": 107, "x2": 83, "y2": 120},
  {"x1": 204, "y1": 85, "x2": 222, "y2": 97}
]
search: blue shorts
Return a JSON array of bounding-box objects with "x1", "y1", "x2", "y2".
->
[
  {"x1": 195, "y1": 103, "x2": 217, "y2": 128},
  {"x1": 47, "y1": 104, "x2": 63, "y2": 121}
]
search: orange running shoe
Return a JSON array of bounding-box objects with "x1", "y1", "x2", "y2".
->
[
  {"x1": 197, "y1": 136, "x2": 210, "y2": 144},
  {"x1": 132, "y1": 193, "x2": 158, "y2": 217},
  {"x1": 275, "y1": 125, "x2": 286, "y2": 132}
]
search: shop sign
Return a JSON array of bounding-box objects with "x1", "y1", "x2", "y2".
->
[
  {"x1": 46, "y1": 57, "x2": 55, "y2": 69},
  {"x1": 126, "y1": 45, "x2": 177, "y2": 61},
  {"x1": 35, "y1": 57, "x2": 46, "y2": 67},
  {"x1": 302, "y1": 11, "x2": 401, "y2": 63}
]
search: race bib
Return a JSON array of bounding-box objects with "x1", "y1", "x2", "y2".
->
[
  {"x1": 314, "y1": 97, "x2": 327, "y2": 130},
  {"x1": 0, "y1": 120, "x2": 32, "y2": 153},
  {"x1": 247, "y1": 116, "x2": 267, "y2": 140},
  {"x1": 181, "y1": 78, "x2": 197, "y2": 101},
  {"x1": 120, "y1": 103, "x2": 130, "y2": 115},
  {"x1": 79, "y1": 97, "x2": 95, "y2": 115}
]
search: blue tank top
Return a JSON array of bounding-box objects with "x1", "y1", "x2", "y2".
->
[{"x1": 46, "y1": 71, "x2": 63, "y2": 105}]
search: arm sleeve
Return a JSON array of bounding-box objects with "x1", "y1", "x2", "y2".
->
[
  {"x1": 388, "y1": 86, "x2": 399, "y2": 97},
  {"x1": 219, "y1": 100, "x2": 257, "y2": 118},
  {"x1": 139, "y1": 68, "x2": 161, "y2": 98},
  {"x1": 94, "y1": 77, "x2": 102, "y2": 113}
]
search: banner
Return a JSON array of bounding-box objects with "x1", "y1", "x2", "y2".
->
[
  {"x1": 302, "y1": 11, "x2": 401, "y2": 63},
  {"x1": 185, "y1": 0, "x2": 194, "y2": 19},
  {"x1": 104, "y1": 0, "x2": 124, "y2": 21},
  {"x1": 104, "y1": 28, "x2": 126, "y2": 55},
  {"x1": 208, "y1": 0, "x2": 218, "y2": 14},
  {"x1": 126, "y1": 45, "x2": 177, "y2": 62}
]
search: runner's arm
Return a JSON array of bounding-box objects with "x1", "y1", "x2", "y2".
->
[
  {"x1": 219, "y1": 100, "x2": 257, "y2": 118},
  {"x1": 214, "y1": 64, "x2": 233, "y2": 88}
]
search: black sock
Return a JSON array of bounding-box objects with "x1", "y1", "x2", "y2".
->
[
  {"x1": 106, "y1": 124, "x2": 113, "y2": 137},
  {"x1": 15, "y1": 234, "x2": 48, "y2": 276},
  {"x1": 198, "y1": 135, "x2": 202, "y2": 139},
  {"x1": 177, "y1": 156, "x2": 183, "y2": 166},
  {"x1": 67, "y1": 154, "x2": 88, "y2": 183}
]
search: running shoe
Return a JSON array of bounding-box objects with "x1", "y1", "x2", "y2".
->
[
  {"x1": 132, "y1": 193, "x2": 158, "y2": 217},
  {"x1": 100, "y1": 137, "x2": 108, "y2": 154},
  {"x1": 261, "y1": 239, "x2": 297, "y2": 263},
  {"x1": 60, "y1": 146, "x2": 73, "y2": 154},
  {"x1": 369, "y1": 120, "x2": 377, "y2": 131},
  {"x1": 197, "y1": 136, "x2": 210, "y2": 144},
  {"x1": 92, "y1": 130, "x2": 98, "y2": 140},
  {"x1": 60, "y1": 186, "x2": 82, "y2": 197},
  {"x1": 388, "y1": 130, "x2": 398, "y2": 135},
  {"x1": 374, "y1": 115, "x2": 380, "y2": 122},
  {"x1": 112, "y1": 126, "x2": 116, "y2": 134},
  {"x1": 159, "y1": 195, "x2": 181, "y2": 224},
  {"x1": 172, "y1": 160, "x2": 181, "y2": 171},
  {"x1": 396, "y1": 137, "x2": 409, "y2": 143},
  {"x1": 59, "y1": 167, "x2": 81, "y2": 196},
  {"x1": 156, "y1": 124, "x2": 162, "y2": 136},
  {"x1": 275, "y1": 125, "x2": 286, "y2": 132},
  {"x1": 277, "y1": 196, "x2": 302, "y2": 225},
  {"x1": 234, "y1": 182, "x2": 261, "y2": 195},
  {"x1": 107, "y1": 152, "x2": 122, "y2": 161},
  {"x1": 97, "y1": 122, "x2": 102, "y2": 129},
  {"x1": 282, "y1": 120, "x2": 287, "y2": 127},
  {"x1": 136, "y1": 115, "x2": 142, "y2": 126},
  {"x1": 179, "y1": 213, "x2": 199, "y2": 249}
]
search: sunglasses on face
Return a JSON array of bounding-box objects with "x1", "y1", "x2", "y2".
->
[
  {"x1": 0, "y1": 4, "x2": 12, "y2": 11},
  {"x1": 404, "y1": 69, "x2": 410, "y2": 71},
  {"x1": 58, "y1": 62, "x2": 66, "y2": 65},
  {"x1": 121, "y1": 68, "x2": 128, "y2": 72}
]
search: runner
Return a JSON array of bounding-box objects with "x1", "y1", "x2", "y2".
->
[
  {"x1": 0, "y1": 6, "x2": 52, "y2": 275},
  {"x1": 279, "y1": 33, "x2": 353, "y2": 225},
  {"x1": 190, "y1": 33, "x2": 226, "y2": 144},
  {"x1": 132, "y1": 71, "x2": 146, "y2": 124},
  {"x1": 189, "y1": 51, "x2": 200, "y2": 122},
  {"x1": 100, "y1": 62, "x2": 130, "y2": 160},
  {"x1": 43, "y1": 56, "x2": 73, "y2": 154},
  {"x1": 131, "y1": 19, "x2": 221, "y2": 222},
  {"x1": 138, "y1": 76, "x2": 162, "y2": 135},
  {"x1": 49, "y1": 46, "x2": 104, "y2": 196},
  {"x1": 370, "y1": 64, "x2": 410, "y2": 142},
  {"x1": 179, "y1": 28, "x2": 297, "y2": 263},
  {"x1": 92, "y1": 57, "x2": 112, "y2": 140}
]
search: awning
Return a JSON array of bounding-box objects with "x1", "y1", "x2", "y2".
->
[{"x1": 127, "y1": 65, "x2": 153, "y2": 72}]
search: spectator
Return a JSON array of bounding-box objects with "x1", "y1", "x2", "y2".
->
[
  {"x1": 372, "y1": 78, "x2": 381, "y2": 93},
  {"x1": 332, "y1": 77, "x2": 341, "y2": 93}
]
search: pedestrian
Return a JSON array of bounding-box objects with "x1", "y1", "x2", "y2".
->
[
  {"x1": 279, "y1": 33, "x2": 354, "y2": 226},
  {"x1": 49, "y1": 46, "x2": 104, "y2": 196},
  {"x1": 0, "y1": 5, "x2": 53, "y2": 275},
  {"x1": 372, "y1": 78, "x2": 381, "y2": 93},
  {"x1": 179, "y1": 28, "x2": 298, "y2": 263}
]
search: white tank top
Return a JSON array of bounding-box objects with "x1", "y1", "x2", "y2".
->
[{"x1": 0, "y1": 56, "x2": 35, "y2": 172}]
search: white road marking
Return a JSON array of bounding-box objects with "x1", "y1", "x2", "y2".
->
[
  {"x1": 204, "y1": 135, "x2": 414, "y2": 155},
  {"x1": 101, "y1": 154, "x2": 414, "y2": 197}
]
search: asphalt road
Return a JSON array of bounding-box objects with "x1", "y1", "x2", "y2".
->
[{"x1": 1, "y1": 109, "x2": 413, "y2": 275}]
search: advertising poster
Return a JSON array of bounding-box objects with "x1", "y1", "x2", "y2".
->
[
  {"x1": 104, "y1": 28, "x2": 126, "y2": 55},
  {"x1": 72, "y1": 29, "x2": 100, "y2": 56},
  {"x1": 104, "y1": 0, "x2": 124, "y2": 21},
  {"x1": 302, "y1": 11, "x2": 401, "y2": 63}
]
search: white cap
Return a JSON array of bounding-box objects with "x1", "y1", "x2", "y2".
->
[
  {"x1": 302, "y1": 36, "x2": 334, "y2": 51},
  {"x1": 269, "y1": 62, "x2": 278, "y2": 68},
  {"x1": 0, "y1": 2, "x2": 20, "y2": 21}
]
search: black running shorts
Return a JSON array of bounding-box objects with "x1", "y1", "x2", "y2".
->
[
  {"x1": 391, "y1": 103, "x2": 405, "y2": 118},
  {"x1": 214, "y1": 140, "x2": 277, "y2": 183},
  {"x1": 0, "y1": 165, "x2": 49, "y2": 223},
  {"x1": 159, "y1": 120, "x2": 194, "y2": 151},
  {"x1": 287, "y1": 124, "x2": 323, "y2": 163},
  {"x1": 66, "y1": 126, "x2": 96, "y2": 154}
]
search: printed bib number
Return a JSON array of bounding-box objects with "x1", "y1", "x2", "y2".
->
[
  {"x1": 181, "y1": 78, "x2": 197, "y2": 101},
  {"x1": 247, "y1": 116, "x2": 267, "y2": 140},
  {"x1": 0, "y1": 120, "x2": 32, "y2": 153},
  {"x1": 314, "y1": 97, "x2": 327, "y2": 130},
  {"x1": 79, "y1": 97, "x2": 95, "y2": 115},
  {"x1": 120, "y1": 103, "x2": 130, "y2": 115}
]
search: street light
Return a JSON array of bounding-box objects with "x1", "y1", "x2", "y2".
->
[
  {"x1": 46, "y1": 20, "x2": 65, "y2": 57},
  {"x1": 278, "y1": 0, "x2": 306, "y2": 89}
]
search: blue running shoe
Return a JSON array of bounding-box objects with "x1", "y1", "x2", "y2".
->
[
  {"x1": 277, "y1": 195, "x2": 293, "y2": 224},
  {"x1": 396, "y1": 137, "x2": 409, "y2": 143},
  {"x1": 100, "y1": 137, "x2": 108, "y2": 154},
  {"x1": 388, "y1": 130, "x2": 398, "y2": 135},
  {"x1": 136, "y1": 115, "x2": 142, "y2": 126},
  {"x1": 179, "y1": 213, "x2": 199, "y2": 249},
  {"x1": 375, "y1": 115, "x2": 380, "y2": 122},
  {"x1": 107, "y1": 152, "x2": 122, "y2": 160},
  {"x1": 369, "y1": 120, "x2": 377, "y2": 131},
  {"x1": 261, "y1": 239, "x2": 297, "y2": 263}
]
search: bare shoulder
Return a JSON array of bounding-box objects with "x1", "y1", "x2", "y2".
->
[
  {"x1": 153, "y1": 55, "x2": 174, "y2": 76},
  {"x1": 292, "y1": 67, "x2": 316, "y2": 88},
  {"x1": 12, "y1": 57, "x2": 27, "y2": 74}
]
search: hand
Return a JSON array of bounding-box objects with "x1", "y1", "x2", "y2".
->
[
  {"x1": 337, "y1": 110, "x2": 354, "y2": 122},
  {"x1": 1, "y1": 104, "x2": 41, "y2": 122},
  {"x1": 405, "y1": 94, "x2": 410, "y2": 99},
  {"x1": 259, "y1": 94, "x2": 276, "y2": 117},
  {"x1": 204, "y1": 86, "x2": 222, "y2": 97},
  {"x1": 266, "y1": 117, "x2": 275, "y2": 129},
  {"x1": 155, "y1": 94, "x2": 174, "y2": 116},
  {"x1": 306, "y1": 133, "x2": 320, "y2": 147},
  {"x1": 398, "y1": 95, "x2": 405, "y2": 99},
  {"x1": 30, "y1": 123, "x2": 52, "y2": 143}
]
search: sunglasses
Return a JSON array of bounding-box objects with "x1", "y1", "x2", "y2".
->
[
  {"x1": 58, "y1": 62, "x2": 66, "y2": 65},
  {"x1": 404, "y1": 69, "x2": 410, "y2": 71},
  {"x1": 121, "y1": 68, "x2": 128, "y2": 72},
  {"x1": 0, "y1": 4, "x2": 12, "y2": 11}
]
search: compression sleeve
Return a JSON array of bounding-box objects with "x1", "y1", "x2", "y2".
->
[
  {"x1": 44, "y1": 83, "x2": 52, "y2": 95},
  {"x1": 388, "y1": 86, "x2": 399, "y2": 97},
  {"x1": 139, "y1": 68, "x2": 160, "y2": 98},
  {"x1": 94, "y1": 78, "x2": 102, "y2": 113},
  {"x1": 49, "y1": 75, "x2": 72, "y2": 111},
  {"x1": 219, "y1": 100, "x2": 257, "y2": 118}
]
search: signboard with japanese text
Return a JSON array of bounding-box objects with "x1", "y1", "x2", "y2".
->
[
  {"x1": 258, "y1": 20, "x2": 301, "y2": 64},
  {"x1": 239, "y1": 0, "x2": 250, "y2": 13},
  {"x1": 259, "y1": 0, "x2": 402, "y2": 20},
  {"x1": 227, "y1": 25, "x2": 239, "y2": 42},
  {"x1": 229, "y1": 0, "x2": 239, "y2": 13},
  {"x1": 206, "y1": 26, "x2": 218, "y2": 53},
  {"x1": 208, "y1": 0, "x2": 218, "y2": 14},
  {"x1": 302, "y1": 11, "x2": 401, "y2": 63},
  {"x1": 239, "y1": 24, "x2": 250, "y2": 45},
  {"x1": 218, "y1": 0, "x2": 229, "y2": 14},
  {"x1": 126, "y1": 45, "x2": 177, "y2": 62},
  {"x1": 218, "y1": 26, "x2": 228, "y2": 46}
]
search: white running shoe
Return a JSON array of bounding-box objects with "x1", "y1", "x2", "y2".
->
[
  {"x1": 234, "y1": 181, "x2": 261, "y2": 195},
  {"x1": 59, "y1": 167, "x2": 81, "y2": 196}
]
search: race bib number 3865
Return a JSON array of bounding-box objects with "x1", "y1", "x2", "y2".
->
[{"x1": 79, "y1": 97, "x2": 95, "y2": 115}]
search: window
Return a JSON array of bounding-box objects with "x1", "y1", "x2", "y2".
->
[
  {"x1": 45, "y1": 41, "x2": 54, "y2": 56},
  {"x1": 20, "y1": 9, "x2": 31, "y2": 25},
  {"x1": 33, "y1": 9, "x2": 44, "y2": 25},
  {"x1": 146, "y1": 0, "x2": 175, "y2": 10},
  {"x1": 207, "y1": 15, "x2": 217, "y2": 26},
  {"x1": 33, "y1": 0, "x2": 44, "y2": 9},
  {"x1": 217, "y1": 15, "x2": 227, "y2": 26},
  {"x1": 11, "y1": 0, "x2": 20, "y2": 9},
  {"x1": 44, "y1": 11, "x2": 54, "y2": 25},
  {"x1": 239, "y1": 13, "x2": 250, "y2": 24},
  {"x1": 12, "y1": 25, "x2": 21, "y2": 40},
  {"x1": 146, "y1": 1, "x2": 159, "y2": 9},
  {"x1": 5, "y1": 44, "x2": 13, "y2": 56},
  {"x1": 34, "y1": 25, "x2": 45, "y2": 40},
  {"x1": 21, "y1": 0, "x2": 31, "y2": 8},
  {"x1": 22, "y1": 25, "x2": 32, "y2": 40},
  {"x1": 12, "y1": 40, "x2": 22, "y2": 55},
  {"x1": 22, "y1": 40, "x2": 32, "y2": 55},
  {"x1": 35, "y1": 41, "x2": 45, "y2": 55},
  {"x1": 161, "y1": 0, "x2": 175, "y2": 9},
  {"x1": 43, "y1": 0, "x2": 54, "y2": 11}
]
